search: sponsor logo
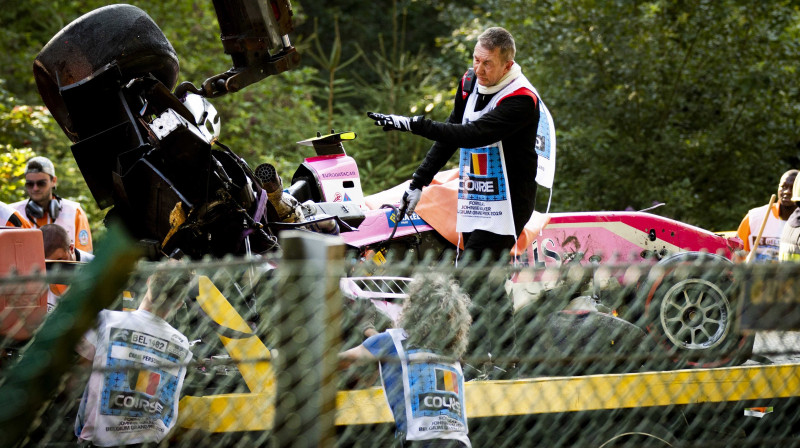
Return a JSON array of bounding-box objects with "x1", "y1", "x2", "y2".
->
[
  {"x1": 459, "y1": 174, "x2": 499, "y2": 195},
  {"x1": 321, "y1": 171, "x2": 356, "y2": 179},
  {"x1": 112, "y1": 329, "x2": 131, "y2": 342},
  {"x1": 384, "y1": 210, "x2": 424, "y2": 227},
  {"x1": 535, "y1": 135, "x2": 545, "y2": 152},
  {"x1": 419, "y1": 392, "x2": 462, "y2": 415},
  {"x1": 110, "y1": 390, "x2": 165, "y2": 415},
  {"x1": 388, "y1": 210, "x2": 400, "y2": 225}
]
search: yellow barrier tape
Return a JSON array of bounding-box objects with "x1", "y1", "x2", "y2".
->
[{"x1": 180, "y1": 363, "x2": 800, "y2": 432}]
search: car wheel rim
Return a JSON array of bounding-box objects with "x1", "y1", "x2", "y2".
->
[{"x1": 660, "y1": 278, "x2": 731, "y2": 350}]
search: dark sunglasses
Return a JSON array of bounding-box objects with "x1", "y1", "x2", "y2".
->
[{"x1": 25, "y1": 180, "x2": 49, "y2": 188}]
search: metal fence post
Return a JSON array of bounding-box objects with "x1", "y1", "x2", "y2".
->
[{"x1": 272, "y1": 231, "x2": 344, "y2": 447}]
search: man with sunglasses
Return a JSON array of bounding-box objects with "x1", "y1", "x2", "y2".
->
[{"x1": 11, "y1": 156, "x2": 93, "y2": 253}]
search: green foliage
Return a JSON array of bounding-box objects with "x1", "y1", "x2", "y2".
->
[
  {"x1": 0, "y1": 2, "x2": 65, "y2": 104},
  {"x1": 333, "y1": 3, "x2": 460, "y2": 193},
  {"x1": 351, "y1": 50, "x2": 454, "y2": 194},
  {"x1": 304, "y1": 17, "x2": 364, "y2": 131},
  {"x1": 0, "y1": 145, "x2": 36, "y2": 205},
  {"x1": 0, "y1": 77, "x2": 105, "y2": 238},
  {"x1": 294, "y1": 0, "x2": 478, "y2": 193},
  {"x1": 295, "y1": 0, "x2": 475, "y2": 88},
  {"x1": 0, "y1": 93, "x2": 53, "y2": 152}
]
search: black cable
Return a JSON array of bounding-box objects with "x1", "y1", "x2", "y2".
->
[{"x1": 377, "y1": 203, "x2": 422, "y2": 259}]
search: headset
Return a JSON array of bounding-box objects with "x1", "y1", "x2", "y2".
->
[{"x1": 25, "y1": 193, "x2": 62, "y2": 222}]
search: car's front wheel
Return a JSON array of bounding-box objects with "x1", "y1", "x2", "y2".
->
[{"x1": 642, "y1": 259, "x2": 754, "y2": 368}]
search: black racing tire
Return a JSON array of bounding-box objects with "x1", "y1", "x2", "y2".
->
[
  {"x1": 33, "y1": 4, "x2": 179, "y2": 142},
  {"x1": 535, "y1": 310, "x2": 656, "y2": 376},
  {"x1": 594, "y1": 415, "x2": 679, "y2": 447},
  {"x1": 642, "y1": 256, "x2": 754, "y2": 368},
  {"x1": 598, "y1": 431, "x2": 675, "y2": 448}
]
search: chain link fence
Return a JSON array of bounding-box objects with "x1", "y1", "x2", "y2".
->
[{"x1": 2, "y1": 233, "x2": 800, "y2": 447}]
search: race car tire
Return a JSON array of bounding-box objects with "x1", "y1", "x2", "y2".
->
[
  {"x1": 598, "y1": 431, "x2": 675, "y2": 448},
  {"x1": 33, "y1": 4, "x2": 179, "y2": 143},
  {"x1": 642, "y1": 255, "x2": 754, "y2": 368},
  {"x1": 534, "y1": 310, "x2": 656, "y2": 376}
]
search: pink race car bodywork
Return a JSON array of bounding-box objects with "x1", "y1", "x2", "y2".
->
[
  {"x1": 509, "y1": 211, "x2": 743, "y2": 312},
  {"x1": 515, "y1": 211, "x2": 742, "y2": 268},
  {"x1": 296, "y1": 152, "x2": 742, "y2": 266}
]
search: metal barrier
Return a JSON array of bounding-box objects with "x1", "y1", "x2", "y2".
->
[{"x1": 2, "y1": 233, "x2": 800, "y2": 447}]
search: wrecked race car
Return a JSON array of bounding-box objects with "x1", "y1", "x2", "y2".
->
[
  {"x1": 333, "y1": 166, "x2": 751, "y2": 370},
  {"x1": 508, "y1": 210, "x2": 751, "y2": 369}
]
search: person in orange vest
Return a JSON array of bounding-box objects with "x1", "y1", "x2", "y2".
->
[
  {"x1": 737, "y1": 169, "x2": 798, "y2": 262},
  {"x1": 41, "y1": 223, "x2": 94, "y2": 263},
  {"x1": 11, "y1": 156, "x2": 93, "y2": 253},
  {"x1": 40, "y1": 224, "x2": 95, "y2": 312},
  {"x1": 0, "y1": 200, "x2": 32, "y2": 228}
]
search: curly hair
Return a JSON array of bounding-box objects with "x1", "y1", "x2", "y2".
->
[{"x1": 397, "y1": 273, "x2": 472, "y2": 359}]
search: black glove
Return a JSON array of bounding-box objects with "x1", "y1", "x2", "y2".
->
[
  {"x1": 367, "y1": 112, "x2": 421, "y2": 132},
  {"x1": 401, "y1": 188, "x2": 422, "y2": 215}
]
